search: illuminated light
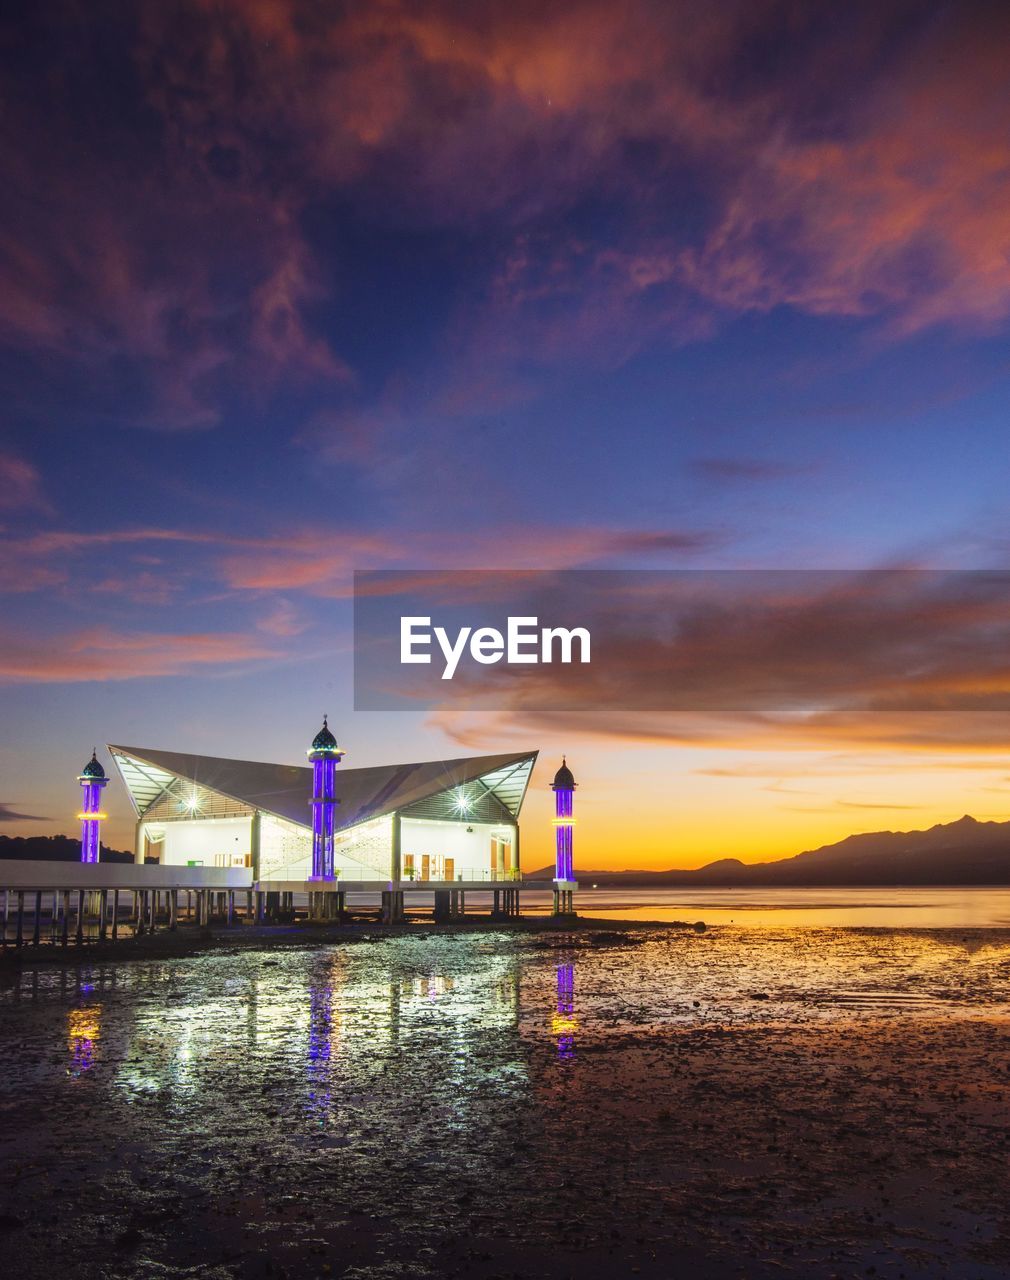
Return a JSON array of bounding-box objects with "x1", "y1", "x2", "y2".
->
[
  {"x1": 308, "y1": 717, "x2": 342, "y2": 881},
  {"x1": 78, "y1": 751, "x2": 108, "y2": 864},
  {"x1": 550, "y1": 759, "x2": 577, "y2": 884},
  {"x1": 454, "y1": 788, "x2": 471, "y2": 815}
]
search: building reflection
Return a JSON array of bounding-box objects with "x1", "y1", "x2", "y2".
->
[
  {"x1": 552, "y1": 955, "x2": 577, "y2": 1061},
  {"x1": 67, "y1": 1004, "x2": 101, "y2": 1074},
  {"x1": 306, "y1": 955, "x2": 345, "y2": 1122}
]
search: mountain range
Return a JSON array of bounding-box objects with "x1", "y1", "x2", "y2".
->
[{"x1": 527, "y1": 815, "x2": 1010, "y2": 885}]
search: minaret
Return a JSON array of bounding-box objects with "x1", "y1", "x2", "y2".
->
[
  {"x1": 77, "y1": 750, "x2": 108, "y2": 864},
  {"x1": 308, "y1": 716, "x2": 344, "y2": 880},
  {"x1": 551, "y1": 757, "x2": 576, "y2": 915}
]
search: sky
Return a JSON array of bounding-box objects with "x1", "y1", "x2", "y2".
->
[{"x1": 3, "y1": 0, "x2": 1010, "y2": 869}]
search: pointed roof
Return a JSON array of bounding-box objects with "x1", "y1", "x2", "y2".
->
[
  {"x1": 309, "y1": 715, "x2": 341, "y2": 756},
  {"x1": 552, "y1": 756, "x2": 576, "y2": 790},
  {"x1": 79, "y1": 749, "x2": 106, "y2": 781},
  {"x1": 109, "y1": 744, "x2": 538, "y2": 831}
]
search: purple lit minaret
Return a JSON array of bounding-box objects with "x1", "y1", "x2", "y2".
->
[
  {"x1": 78, "y1": 750, "x2": 108, "y2": 864},
  {"x1": 551, "y1": 757, "x2": 576, "y2": 881},
  {"x1": 308, "y1": 717, "x2": 344, "y2": 881}
]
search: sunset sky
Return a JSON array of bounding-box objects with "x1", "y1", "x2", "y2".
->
[{"x1": 3, "y1": 1, "x2": 1010, "y2": 869}]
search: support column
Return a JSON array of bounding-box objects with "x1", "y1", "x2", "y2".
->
[
  {"x1": 98, "y1": 889, "x2": 109, "y2": 942},
  {"x1": 381, "y1": 890, "x2": 405, "y2": 924},
  {"x1": 391, "y1": 811, "x2": 402, "y2": 883},
  {"x1": 62, "y1": 890, "x2": 70, "y2": 945},
  {"x1": 169, "y1": 890, "x2": 178, "y2": 931},
  {"x1": 32, "y1": 890, "x2": 42, "y2": 945},
  {"x1": 76, "y1": 890, "x2": 85, "y2": 945},
  {"x1": 16, "y1": 891, "x2": 24, "y2": 947},
  {"x1": 112, "y1": 890, "x2": 119, "y2": 941},
  {"x1": 227, "y1": 891, "x2": 235, "y2": 927},
  {"x1": 134, "y1": 818, "x2": 145, "y2": 865}
]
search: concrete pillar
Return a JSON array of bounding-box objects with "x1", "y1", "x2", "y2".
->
[
  {"x1": 391, "y1": 811, "x2": 402, "y2": 882},
  {"x1": 16, "y1": 891, "x2": 24, "y2": 947},
  {"x1": 61, "y1": 890, "x2": 70, "y2": 945},
  {"x1": 381, "y1": 890, "x2": 405, "y2": 924},
  {"x1": 250, "y1": 810, "x2": 262, "y2": 881},
  {"x1": 31, "y1": 890, "x2": 42, "y2": 946},
  {"x1": 513, "y1": 824, "x2": 520, "y2": 879},
  {"x1": 76, "y1": 890, "x2": 85, "y2": 945},
  {"x1": 169, "y1": 890, "x2": 178, "y2": 931},
  {"x1": 227, "y1": 891, "x2": 235, "y2": 926},
  {"x1": 99, "y1": 889, "x2": 109, "y2": 942},
  {"x1": 246, "y1": 889, "x2": 253, "y2": 922},
  {"x1": 112, "y1": 890, "x2": 119, "y2": 941},
  {"x1": 134, "y1": 818, "x2": 145, "y2": 864},
  {"x1": 255, "y1": 891, "x2": 266, "y2": 924}
]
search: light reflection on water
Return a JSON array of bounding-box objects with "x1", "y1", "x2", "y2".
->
[
  {"x1": 1, "y1": 926, "x2": 1008, "y2": 1099},
  {"x1": 557, "y1": 885, "x2": 1010, "y2": 928},
  {"x1": 1, "y1": 928, "x2": 1008, "y2": 1278}
]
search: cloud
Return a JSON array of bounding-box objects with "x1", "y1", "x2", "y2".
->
[
  {"x1": 3, "y1": 2, "x2": 1008, "y2": 439},
  {"x1": 388, "y1": 569, "x2": 1010, "y2": 752},
  {"x1": 0, "y1": 628, "x2": 283, "y2": 683},
  {"x1": 692, "y1": 457, "x2": 805, "y2": 483},
  {"x1": 0, "y1": 452, "x2": 52, "y2": 514},
  {"x1": 0, "y1": 802, "x2": 49, "y2": 823}
]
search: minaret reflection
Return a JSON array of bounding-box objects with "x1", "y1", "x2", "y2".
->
[
  {"x1": 552, "y1": 954, "x2": 577, "y2": 1061},
  {"x1": 66, "y1": 967, "x2": 102, "y2": 1075},
  {"x1": 68, "y1": 1004, "x2": 101, "y2": 1074},
  {"x1": 306, "y1": 955, "x2": 346, "y2": 1121}
]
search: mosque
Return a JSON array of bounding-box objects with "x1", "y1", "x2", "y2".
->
[{"x1": 76, "y1": 724, "x2": 578, "y2": 908}]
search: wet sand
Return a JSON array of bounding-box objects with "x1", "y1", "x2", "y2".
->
[{"x1": 1, "y1": 925, "x2": 1009, "y2": 1278}]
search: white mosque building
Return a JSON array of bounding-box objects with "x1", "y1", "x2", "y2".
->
[{"x1": 109, "y1": 728, "x2": 537, "y2": 887}]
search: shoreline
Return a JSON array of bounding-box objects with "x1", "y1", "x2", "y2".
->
[{"x1": 0, "y1": 912, "x2": 707, "y2": 966}]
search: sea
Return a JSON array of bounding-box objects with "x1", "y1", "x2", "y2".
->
[{"x1": 350, "y1": 884, "x2": 1010, "y2": 929}]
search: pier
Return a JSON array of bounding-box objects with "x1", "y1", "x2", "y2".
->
[{"x1": 0, "y1": 860, "x2": 573, "y2": 948}]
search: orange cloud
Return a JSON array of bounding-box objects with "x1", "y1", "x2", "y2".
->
[
  {"x1": 401, "y1": 569, "x2": 1010, "y2": 752},
  {"x1": 0, "y1": 627, "x2": 283, "y2": 683}
]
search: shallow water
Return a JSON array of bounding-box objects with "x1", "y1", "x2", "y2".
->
[
  {"x1": 3, "y1": 928, "x2": 1010, "y2": 1278},
  {"x1": 515, "y1": 884, "x2": 1010, "y2": 928}
]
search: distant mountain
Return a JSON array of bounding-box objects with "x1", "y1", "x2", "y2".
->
[
  {"x1": 0, "y1": 834, "x2": 133, "y2": 863},
  {"x1": 526, "y1": 814, "x2": 1010, "y2": 885}
]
